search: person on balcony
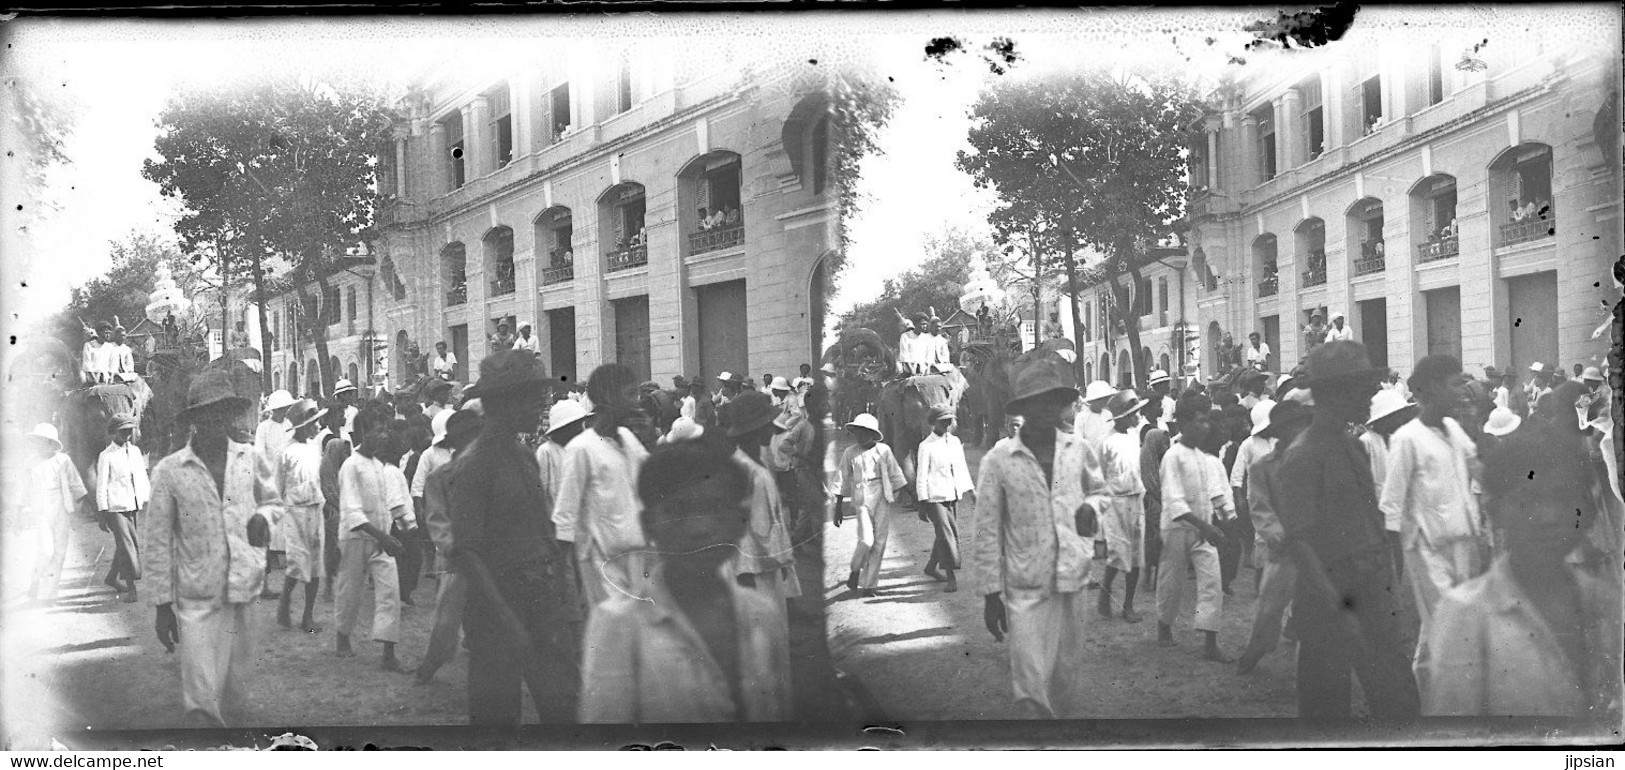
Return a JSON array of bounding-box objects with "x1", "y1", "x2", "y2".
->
[
  {"x1": 430, "y1": 341, "x2": 457, "y2": 381},
  {"x1": 1324, "y1": 312, "x2": 1354, "y2": 344},
  {"x1": 723, "y1": 206, "x2": 740, "y2": 227},
  {"x1": 514, "y1": 324, "x2": 540, "y2": 356},
  {"x1": 695, "y1": 207, "x2": 712, "y2": 231},
  {"x1": 704, "y1": 208, "x2": 725, "y2": 230},
  {"x1": 1372, "y1": 239, "x2": 1386, "y2": 258}
]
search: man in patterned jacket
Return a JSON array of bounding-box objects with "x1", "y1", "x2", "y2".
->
[{"x1": 969, "y1": 358, "x2": 1109, "y2": 719}]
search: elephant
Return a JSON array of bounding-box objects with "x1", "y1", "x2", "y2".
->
[
  {"x1": 59, "y1": 378, "x2": 154, "y2": 482},
  {"x1": 821, "y1": 327, "x2": 898, "y2": 424},
  {"x1": 874, "y1": 369, "x2": 967, "y2": 488}
]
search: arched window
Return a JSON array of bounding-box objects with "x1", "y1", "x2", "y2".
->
[
  {"x1": 307, "y1": 359, "x2": 320, "y2": 397},
  {"x1": 1117, "y1": 350, "x2": 1132, "y2": 388},
  {"x1": 679, "y1": 151, "x2": 745, "y2": 256},
  {"x1": 1489, "y1": 143, "x2": 1555, "y2": 248},
  {"x1": 1347, "y1": 198, "x2": 1386, "y2": 276},
  {"x1": 1099, "y1": 353, "x2": 1111, "y2": 384},
  {"x1": 273, "y1": 370, "x2": 281, "y2": 391},
  {"x1": 1160, "y1": 352, "x2": 1171, "y2": 378},
  {"x1": 535, "y1": 207, "x2": 575, "y2": 285},
  {"x1": 1294, "y1": 218, "x2": 1326, "y2": 286},
  {"x1": 1253, "y1": 234, "x2": 1279, "y2": 297},
  {"x1": 442, "y1": 243, "x2": 468, "y2": 306},
  {"x1": 1141, "y1": 346, "x2": 1153, "y2": 384},
  {"x1": 782, "y1": 93, "x2": 832, "y2": 193},
  {"x1": 288, "y1": 363, "x2": 300, "y2": 398},
  {"x1": 1411, "y1": 174, "x2": 1460, "y2": 263},
  {"x1": 329, "y1": 356, "x2": 342, "y2": 388},
  {"x1": 484, "y1": 226, "x2": 515, "y2": 296},
  {"x1": 347, "y1": 361, "x2": 359, "y2": 390},
  {"x1": 600, "y1": 182, "x2": 648, "y2": 272}
]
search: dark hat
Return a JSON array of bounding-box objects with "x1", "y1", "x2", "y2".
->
[
  {"x1": 441, "y1": 409, "x2": 482, "y2": 447},
  {"x1": 1104, "y1": 390, "x2": 1148, "y2": 421},
  {"x1": 1259, "y1": 401, "x2": 1313, "y2": 439},
  {"x1": 287, "y1": 398, "x2": 327, "y2": 431},
  {"x1": 1006, "y1": 358, "x2": 1079, "y2": 411},
  {"x1": 181, "y1": 368, "x2": 251, "y2": 418},
  {"x1": 725, "y1": 391, "x2": 779, "y2": 437},
  {"x1": 108, "y1": 413, "x2": 138, "y2": 433},
  {"x1": 1300, "y1": 341, "x2": 1386, "y2": 388},
  {"x1": 466, "y1": 349, "x2": 550, "y2": 400},
  {"x1": 928, "y1": 405, "x2": 955, "y2": 423}
]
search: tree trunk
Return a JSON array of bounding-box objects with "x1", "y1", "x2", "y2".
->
[
  {"x1": 298, "y1": 272, "x2": 337, "y2": 398},
  {"x1": 220, "y1": 251, "x2": 231, "y2": 361},
  {"x1": 252, "y1": 253, "x2": 272, "y2": 392},
  {"x1": 1030, "y1": 230, "x2": 1043, "y2": 350},
  {"x1": 1062, "y1": 230, "x2": 1086, "y2": 382},
  {"x1": 1122, "y1": 264, "x2": 1148, "y2": 392}
]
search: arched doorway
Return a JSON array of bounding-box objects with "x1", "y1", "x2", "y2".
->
[
  {"x1": 394, "y1": 330, "x2": 411, "y2": 385},
  {"x1": 1206, "y1": 321, "x2": 1222, "y2": 377},
  {"x1": 347, "y1": 361, "x2": 359, "y2": 391},
  {"x1": 808, "y1": 250, "x2": 835, "y2": 367},
  {"x1": 1116, "y1": 350, "x2": 1131, "y2": 388},
  {"x1": 287, "y1": 362, "x2": 300, "y2": 398},
  {"x1": 306, "y1": 358, "x2": 321, "y2": 397},
  {"x1": 1098, "y1": 353, "x2": 1111, "y2": 385}
]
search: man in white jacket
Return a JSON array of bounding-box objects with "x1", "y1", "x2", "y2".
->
[
  {"x1": 96, "y1": 413, "x2": 150, "y2": 602},
  {"x1": 915, "y1": 406, "x2": 975, "y2": 593}
]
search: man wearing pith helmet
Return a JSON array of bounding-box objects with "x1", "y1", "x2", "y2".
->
[{"x1": 968, "y1": 357, "x2": 1110, "y2": 718}]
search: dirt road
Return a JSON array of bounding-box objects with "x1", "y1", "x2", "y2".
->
[{"x1": 823, "y1": 436, "x2": 1300, "y2": 721}]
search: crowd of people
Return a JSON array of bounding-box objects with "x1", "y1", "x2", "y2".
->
[
  {"x1": 11, "y1": 321, "x2": 1620, "y2": 726},
  {"x1": 695, "y1": 205, "x2": 742, "y2": 232},
  {"x1": 955, "y1": 340, "x2": 1621, "y2": 720}
]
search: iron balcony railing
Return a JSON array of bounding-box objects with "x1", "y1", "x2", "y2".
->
[
  {"x1": 1301, "y1": 265, "x2": 1328, "y2": 287},
  {"x1": 607, "y1": 245, "x2": 649, "y2": 272},
  {"x1": 1500, "y1": 215, "x2": 1555, "y2": 247},
  {"x1": 1258, "y1": 273, "x2": 1279, "y2": 297},
  {"x1": 445, "y1": 280, "x2": 467, "y2": 306},
  {"x1": 688, "y1": 224, "x2": 745, "y2": 256},
  {"x1": 490, "y1": 261, "x2": 516, "y2": 295},
  {"x1": 541, "y1": 264, "x2": 574, "y2": 285},
  {"x1": 1418, "y1": 235, "x2": 1461, "y2": 263},
  {"x1": 1353, "y1": 257, "x2": 1386, "y2": 277}
]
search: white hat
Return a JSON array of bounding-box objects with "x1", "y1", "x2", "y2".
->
[
  {"x1": 1284, "y1": 387, "x2": 1316, "y2": 406},
  {"x1": 1330, "y1": 310, "x2": 1346, "y2": 321},
  {"x1": 661, "y1": 416, "x2": 704, "y2": 444},
  {"x1": 1582, "y1": 366, "x2": 1604, "y2": 383},
  {"x1": 1249, "y1": 400, "x2": 1275, "y2": 436},
  {"x1": 716, "y1": 371, "x2": 733, "y2": 382},
  {"x1": 770, "y1": 376, "x2": 792, "y2": 392},
  {"x1": 1483, "y1": 407, "x2": 1522, "y2": 437},
  {"x1": 1083, "y1": 380, "x2": 1117, "y2": 404},
  {"x1": 266, "y1": 389, "x2": 296, "y2": 412},
  {"x1": 334, "y1": 379, "x2": 357, "y2": 395},
  {"x1": 546, "y1": 400, "x2": 593, "y2": 435},
  {"x1": 820, "y1": 362, "x2": 838, "y2": 376},
  {"x1": 27, "y1": 423, "x2": 62, "y2": 451},
  {"x1": 1054, "y1": 349, "x2": 1077, "y2": 364},
  {"x1": 461, "y1": 398, "x2": 484, "y2": 415},
  {"x1": 1528, "y1": 362, "x2": 1547, "y2": 374},
  {"x1": 1366, "y1": 389, "x2": 1418, "y2": 426},
  {"x1": 1148, "y1": 369, "x2": 1171, "y2": 387},
  {"x1": 845, "y1": 413, "x2": 884, "y2": 439},
  {"x1": 430, "y1": 409, "x2": 454, "y2": 445}
]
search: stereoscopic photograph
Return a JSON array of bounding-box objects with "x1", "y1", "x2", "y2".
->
[{"x1": 0, "y1": 3, "x2": 1620, "y2": 750}]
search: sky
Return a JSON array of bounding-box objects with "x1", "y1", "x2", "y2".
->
[{"x1": 1, "y1": 8, "x2": 1574, "y2": 328}]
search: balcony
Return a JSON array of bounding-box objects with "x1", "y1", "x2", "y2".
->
[
  {"x1": 688, "y1": 224, "x2": 745, "y2": 256},
  {"x1": 541, "y1": 264, "x2": 574, "y2": 286},
  {"x1": 1418, "y1": 236, "x2": 1460, "y2": 263},
  {"x1": 1301, "y1": 249, "x2": 1328, "y2": 287},
  {"x1": 1258, "y1": 273, "x2": 1279, "y2": 297},
  {"x1": 1501, "y1": 215, "x2": 1555, "y2": 247},
  {"x1": 607, "y1": 245, "x2": 649, "y2": 273},
  {"x1": 445, "y1": 281, "x2": 467, "y2": 307},
  {"x1": 1353, "y1": 257, "x2": 1386, "y2": 277},
  {"x1": 489, "y1": 261, "x2": 516, "y2": 296}
]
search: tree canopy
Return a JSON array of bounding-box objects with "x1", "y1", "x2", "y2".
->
[
  {"x1": 840, "y1": 226, "x2": 1037, "y2": 342},
  {"x1": 67, "y1": 232, "x2": 216, "y2": 334},
  {"x1": 957, "y1": 66, "x2": 1204, "y2": 387}
]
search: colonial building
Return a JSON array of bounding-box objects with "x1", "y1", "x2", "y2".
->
[
  {"x1": 266, "y1": 42, "x2": 841, "y2": 396},
  {"x1": 1185, "y1": 17, "x2": 1620, "y2": 380}
]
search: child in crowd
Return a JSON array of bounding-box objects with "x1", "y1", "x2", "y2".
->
[{"x1": 1155, "y1": 391, "x2": 1234, "y2": 663}]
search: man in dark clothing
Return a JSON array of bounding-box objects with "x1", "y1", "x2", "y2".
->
[
  {"x1": 1277, "y1": 341, "x2": 1420, "y2": 721},
  {"x1": 450, "y1": 349, "x2": 582, "y2": 725}
]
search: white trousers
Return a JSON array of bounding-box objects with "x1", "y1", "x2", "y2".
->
[
  {"x1": 30, "y1": 511, "x2": 71, "y2": 601},
  {"x1": 1156, "y1": 526, "x2": 1224, "y2": 633},
  {"x1": 175, "y1": 598, "x2": 255, "y2": 727},
  {"x1": 1405, "y1": 539, "x2": 1481, "y2": 643},
  {"x1": 848, "y1": 493, "x2": 893, "y2": 589},
  {"x1": 1005, "y1": 590, "x2": 1089, "y2": 719},
  {"x1": 335, "y1": 538, "x2": 400, "y2": 644}
]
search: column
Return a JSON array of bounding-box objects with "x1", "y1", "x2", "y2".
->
[
  {"x1": 1320, "y1": 68, "x2": 1344, "y2": 150},
  {"x1": 466, "y1": 95, "x2": 489, "y2": 180},
  {"x1": 511, "y1": 76, "x2": 534, "y2": 158},
  {"x1": 1205, "y1": 117, "x2": 1221, "y2": 192},
  {"x1": 1279, "y1": 90, "x2": 1303, "y2": 169},
  {"x1": 1241, "y1": 113, "x2": 1259, "y2": 187},
  {"x1": 428, "y1": 122, "x2": 447, "y2": 195},
  {"x1": 393, "y1": 138, "x2": 408, "y2": 198}
]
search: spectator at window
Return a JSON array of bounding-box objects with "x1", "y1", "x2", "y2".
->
[
  {"x1": 1509, "y1": 200, "x2": 1527, "y2": 223},
  {"x1": 704, "y1": 209, "x2": 724, "y2": 230},
  {"x1": 696, "y1": 207, "x2": 711, "y2": 231},
  {"x1": 1372, "y1": 238, "x2": 1385, "y2": 257},
  {"x1": 723, "y1": 207, "x2": 740, "y2": 226}
]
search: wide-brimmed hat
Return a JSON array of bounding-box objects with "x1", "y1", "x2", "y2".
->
[
  {"x1": 1582, "y1": 366, "x2": 1604, "y2": 383},
  {"x1": 928, "y1": 405, "x2": 956, "y2": 423},
  {"x1": 1260, "y1": 401, "x2": 1313, "y2": 439},
  {"x1": 1007, "y1": 360, "x2": 1080, "y2": 411},
  {"x1": 430, "y1": 409, "x2": 454, "y2": 444},
  {"x1": 1366, "y1": 389, "x2": 1419, "y2": 426},
  {"x1": 27, "y1": 423, "x2": 62, "y2": 451},
  {"x1": 182, "y1": 368, "x2": 251, "y2": 418},
  {"x1": 108, "y1": 413, "x2": 138, "y2": 434},
  {"x1": 770, "y1": 376, "x2": 792, "y2": 393},
  {"x1": 441, "y1": 409, "x2": 482, "y2": 447},
  {"x1": 845, "y1": 413, "x2": 884, "y2": 439},
  {"x1": 1249, "y1": 400, "x2": 1275, "y2": 436},
  {"x1": 726, "y1": 391, "x2": 779, "y2": 437},
  {"x1": 546, "y1": 400, "x2": 592, "y2": 435},
  {"x1": 333, "y1": 378, "x2": 357, "y2": 395},
  {"x1": 1104, "y1": 390, "x2": 1148, "y2": 421},
  {"x1": 1528, "y1": 361, "x2": 1547, "y2": 374},
  {"x1": 1299, "y1": 341, "x2": 1386, "y2": 387},
  {"x1": 1082, "y1": 380, "x2": 1117, "y2": 404},
  {"x1": 716, "y1": 371, "x2": 734, "y2": 383},
  {"x1": 466, "y1": 349, "x2": 550, "y2": 400},
  {"x1": 1147, "y1": 370, "x2": 1171, "y2": 387},
  {"x1": 820, "y1": 362, "x2": 838, "y2": 376},
  {"x1": 265, "y1": 389, "x2": 296, "y2": 412},
  {"x1": 1483, "y1": 407, "x2": 1523, "y2": 437},
  {"x1": 288, "y1": 399, "x2": 327, "y2": 431}
]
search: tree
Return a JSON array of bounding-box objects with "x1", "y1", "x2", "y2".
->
[
  {"x1": 67, "y1": 232, "x2": 220, "y2": 332},
  {"x1": 958, "y1": 66, "x2": 1204, "y2": 390},
  {"x1": 839, "y1": 226, "x2": 1038, "y2": 345},
  {"x1": 143, "y1": 75, "x2": 394, "y2": 394}
]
